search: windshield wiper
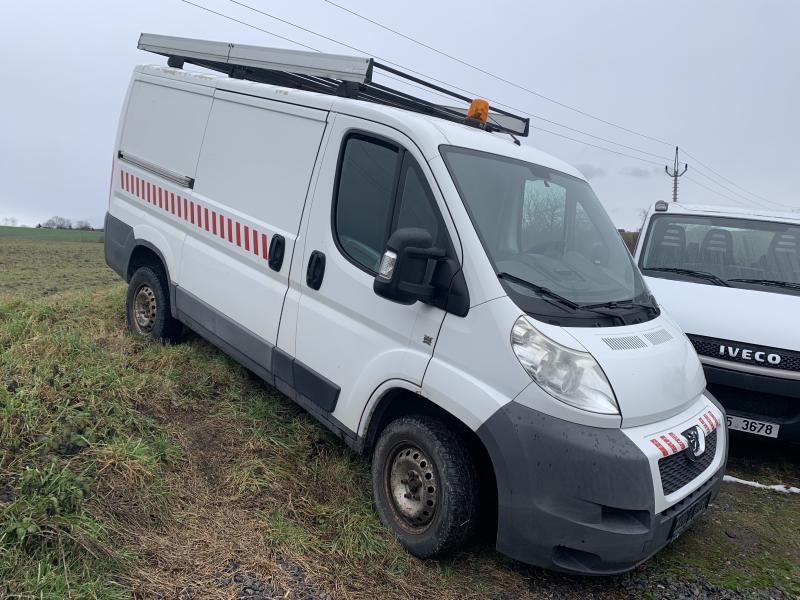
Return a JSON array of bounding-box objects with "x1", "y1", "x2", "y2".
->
[
  {"x1": 497, "y1": 272, "x2": 579, "y2": 310},
  {"x1": 582, "y1": 298, "x2": 656, "y2": 311},
  {"x1": 727, "y1": 278, "x2": 800, "y2": 290},
  {"x1": 645, "y1": 267, "x2": 730, "y2": 287}
]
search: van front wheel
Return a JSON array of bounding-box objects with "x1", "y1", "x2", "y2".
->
[
  {"x1": 126, "y1": 266, "x2": 182, "y2": 342},
  {"x1": 372, "y1": 416, "x2": 478, "y2": 558}
]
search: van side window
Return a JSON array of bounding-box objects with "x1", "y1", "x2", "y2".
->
[
  {"x1": 335, "y1": 136, "x2": 399, "y2": 272},
  {"x1": 394, "y1": 159, "x2": 442, "y2": 247},
  {"x1": 334, "y1": 133, "x2": 447, "y2": 274}
]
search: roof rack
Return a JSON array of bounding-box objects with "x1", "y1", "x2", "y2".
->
[{"x1": 138, "y1": 33, "x2": 530, "y2": 138}]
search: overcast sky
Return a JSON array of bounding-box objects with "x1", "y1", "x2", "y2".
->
[{"x1": 1, "y1": 0, "x2": 798, "y2": 229}]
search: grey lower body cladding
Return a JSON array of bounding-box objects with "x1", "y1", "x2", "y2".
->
[{"x1": 476, "y1": 400, "x2": 725, "y2": 575}]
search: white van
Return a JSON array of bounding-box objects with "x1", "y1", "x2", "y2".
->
[
  {"x1": 636, "y1": 201, "x2": 800, "y2": 443},
  {"x1": 105, "y1": 34, "x2": 727, "y2": 575}
]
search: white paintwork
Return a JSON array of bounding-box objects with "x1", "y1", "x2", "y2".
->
[
  {"x1": 622, "y1": 394, "x2": 726, "y2": 513},
  {"x1": 288, "y1": 114, "x2": 459, "y2": 433},
  {"x1": 109, "y1": 59, "x2": 721, "y2": 518},
  {"x1": 563, "y1": 315, "x2": 706, "y2": 428},
  {"x1": 635, "y1": 202, "x2": 800, "y2": 369},
  {"x1": 180, "y1": 90, "x2": 328, "y2": 345}
]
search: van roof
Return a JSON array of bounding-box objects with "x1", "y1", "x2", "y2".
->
[
  {"x1": 651, "y1": 201, "x2": 800, "y2": 224},
  {"x1": 136, "y1": 64, "x2": 584, "y2": 181}
]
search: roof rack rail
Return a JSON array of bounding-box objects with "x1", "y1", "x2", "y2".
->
[{"x1": 137, "y1": 33, "x2": 530, "y2": 138}]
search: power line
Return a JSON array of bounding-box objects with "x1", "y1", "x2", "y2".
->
[
  {"x1": 318, "y1": 0, "x2": 796, "y2": 212},
  {"x1": 179, "y1": 0, "x2": 319, "y2": 51},
  {"x1": 177, "y1": 0, "x2": 784, "y2": 210},
  {"x1": 682, "y1": 149, "x2": 796, "y2": 210},
  {"x1": 321, "y1": 0, "x2": 673, "y2": 148},
  {"x1": 684, "y1": 175, "x2": 752, "y2": 208},
  {"x1": 226, "y1": 0, "x2": 670, "y2": 164}
]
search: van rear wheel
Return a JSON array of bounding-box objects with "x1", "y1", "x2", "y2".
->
[
  {"x1": 371, "y1": 416, "x2": 478, "y2": 558},
  {"x1": 126, "y1": 266, "x2": 182, "y2": 342}
]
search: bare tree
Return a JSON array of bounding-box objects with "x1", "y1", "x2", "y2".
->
[
  {"x1": 42, "y1": 216, "x2": 72, "y2": 229},
  {"x1": 1, "y1": 217, "x2": 18, "y2": 226},
  {"x1": 74, "y1": 220, "x2": 93, "y2": 230}
]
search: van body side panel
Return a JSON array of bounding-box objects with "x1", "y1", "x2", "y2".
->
[
  {"x1": 291, "y1": 115, "x2": 451, "y2": 433},
  {"x1": 178, "y1": 93, "x2": 328, "y2": 351},
  {"x1": 109, "y1": 75, "x2": 214, "y2": 285}
]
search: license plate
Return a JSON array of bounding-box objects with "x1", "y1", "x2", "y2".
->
[
  {"x1": 670, "y1": 492, "x2": 711, "y2": 540},
  {"x1": 726, "y1": 415, "x2": 779, "y2": 438}
]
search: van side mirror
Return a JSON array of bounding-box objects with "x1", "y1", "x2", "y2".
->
[{"x1": 373, "y1": 228, "x2": 446, "y2": 304}]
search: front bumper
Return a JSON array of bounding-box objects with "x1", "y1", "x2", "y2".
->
[
  {"x1": 703, "y1": 363, "x2": 800, "y2": 443},
  {"x1": 476, "y1": 395, "x2": 727, "y2": 575}
]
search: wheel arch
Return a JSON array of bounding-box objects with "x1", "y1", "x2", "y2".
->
[
  {"x1": 361, "y1": 385, "x2": 498, "y2": 538},
  {"x1": 125, "y1": 241, "x2": 177, "y2": 317}
]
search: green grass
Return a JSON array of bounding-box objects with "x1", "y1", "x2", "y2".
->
[
  {"x1": 0, "y1": 226, "x2": 104, "y2": 243},
  {"x1": 1, "y1": 235, "x2": 798, "y2": 599}
]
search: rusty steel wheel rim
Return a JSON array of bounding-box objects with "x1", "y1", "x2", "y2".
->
[
  {"x1": 133, "y1": 284, "x2": 157, "y2": 333},
  {"x1": 386, "y1": 444, "x2": 438, "y2": 530}
]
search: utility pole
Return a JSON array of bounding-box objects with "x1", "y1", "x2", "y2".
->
[{"x1": 665, "y1": 146, "x2": 688, "y2": 202}]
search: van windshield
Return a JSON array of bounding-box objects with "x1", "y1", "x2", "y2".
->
[
  {"x1": 640, "y1": 213, "x2": 800, "y2": 295},
  {"x1": 440, "y1": 146, "x2": 655, "y2": 325}
]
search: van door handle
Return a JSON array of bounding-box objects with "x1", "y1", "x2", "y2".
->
[
  {"x1": 268, "y1": 234, "x2": 285, "y2": 271},
  {"x1": 306, "y1": 251, "x2": 326, "y2": 290}
]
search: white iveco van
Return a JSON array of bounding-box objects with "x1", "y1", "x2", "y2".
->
[
  {"x1": 636, "y1": 201, "x2": 800, "y2": 444},
  {"x1": 105, "y1": 34, "x2": 727, "y2": 574}
]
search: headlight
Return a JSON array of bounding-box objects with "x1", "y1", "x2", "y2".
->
[{"x1": 511, "y1": 316, "x2": 619, "y2": 415}]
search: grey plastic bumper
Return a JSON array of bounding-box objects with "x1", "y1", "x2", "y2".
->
[{"x1": 476, "y1": 401, "x2": 725, "y2": 574}]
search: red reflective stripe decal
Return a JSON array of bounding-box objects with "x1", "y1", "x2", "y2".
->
[
  {"x1": 158, "y1": 187, "x2": 163, "y2": 209},
  {"x1": 244, "y1": 225, "x2": 250, "y2": 250},
  {"x1": 212, "y1": 211, "x2": 217, "y2": 235},
  {"x1": 171, "y1": 192, "x2": 175, "y2": 214},
  {"x1": 650, "y1": 439, "x2": 669, "y2": 457},
  {"x1": 177, "y1": 195, "x2": 182, "y2": 218},
  {"x1": 196, "y1": 203, "x2": 202, "y2": 227},
  {"x1": 189, "y1": 201, "x2": 195, "y2": 225},
  {"x1": 227, "y1": 218, "x2": 233, "y2": 242},
  {"x1": 668, "y1": 432, "x2": 686, "y2": 450},
  {"x1": 135, "y1": 177, "x2": 139, "y2": 198},
  {"x1": 262, "y1": 233, "x2": 268, "y2": 259},
  {"x1": 204, "y1": 208, "x2": 210, "y2": 231},
  {"x1": 184, "y1": 197, "x2": 188, "y2": 220},
  {"x1": 120, "y1": 170, "x2": 124, "y2": 189},
  {"x1": 236, "y1": 222, "x2": 241, "y2": 247},
  {"x1": 711, "y1": 412, "x2": 720, "y2": 427},
  {"x1": 660, "y1": 435, "x2": 679, "y2": 455},
  {"x1": 219, "y1": 213, "x2": 225, "y2": 238},
  {"x1": 252, "y1": 229, "x2": 258, "y2": 255},
  {"x1": 699, "y1": 416, "x2": 710, "y2": 433}
]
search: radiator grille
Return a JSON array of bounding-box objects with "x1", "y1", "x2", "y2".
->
[
  {"x1": 659, "y1": 430, "x2": 717, "y2": 496},
  {"x1": 689, "y1": 335, "x2": 800, "y2": 373}
]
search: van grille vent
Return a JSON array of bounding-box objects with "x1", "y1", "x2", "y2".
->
[
  {"x1": 602, "y1": 335, "x2": 647, "y2": 350},
  {"x1": 644, "y1": 329, "x2": 673, "y2": 345}
]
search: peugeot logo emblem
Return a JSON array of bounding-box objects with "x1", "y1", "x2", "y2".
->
[{"x1": 682, "y1": 425, "x2": 706, "y2": 461}]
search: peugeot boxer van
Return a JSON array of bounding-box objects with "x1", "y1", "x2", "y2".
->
[
  {"x1": 104, "y1": 34, "x2": 727, "y2": 574},
  {"x1": 636, "y1": 201, "x2": 800, "y2": 443}
]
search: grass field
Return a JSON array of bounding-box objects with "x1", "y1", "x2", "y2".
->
[{"x1": 1, "y1": 228, "x2": 798, "y2": 599}]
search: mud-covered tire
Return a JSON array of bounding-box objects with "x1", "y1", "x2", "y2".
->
[
  {"x1": 371, "y1": 415, "x2": 478, "y2": 558},
  {"x1": 126, "y1": 266, "x2": 182, "y2": 342}
]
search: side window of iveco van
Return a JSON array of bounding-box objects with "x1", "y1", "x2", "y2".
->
[{"x1": 335, "y1": 136, "x2": 399, "y2": 272}]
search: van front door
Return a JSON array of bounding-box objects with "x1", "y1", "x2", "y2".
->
[{"x1": 280, "y1": 117, "x2": 459, "y2": 438}]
